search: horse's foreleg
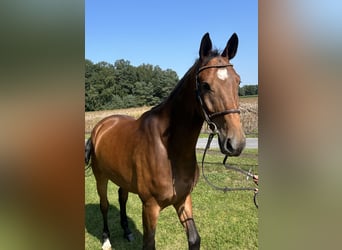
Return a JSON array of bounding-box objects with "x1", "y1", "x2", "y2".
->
[
  {"x1": 174, "y1": 195, "x2": 201, "y2": 250},
  {"x1": 142, "y1": 200, "x2": 161, "y2": 250},
  {"x1": 95, "y1": 176, "x2": 112, "y2": 250},
  {"x1": 118, "y1": 187, "x2": 134, "y2": 241}
]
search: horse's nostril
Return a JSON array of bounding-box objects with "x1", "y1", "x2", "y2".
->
[{"x1": 226, "y1": 138, "x2": 234, "y2": 152}]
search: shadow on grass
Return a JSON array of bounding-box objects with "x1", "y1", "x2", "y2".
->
[{"x1": 85, "y1": 203, "x2": 143, "y2": 249}]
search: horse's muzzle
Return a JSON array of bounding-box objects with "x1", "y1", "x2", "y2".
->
[{"x1": 219, "y1": 136, "x2": 246, "y2": 156}]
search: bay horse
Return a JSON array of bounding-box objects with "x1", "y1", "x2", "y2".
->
[{"x1": 85, "y1": 32, "x2": 245, "y2": 250}]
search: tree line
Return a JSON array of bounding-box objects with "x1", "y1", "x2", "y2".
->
[
  {"x1": 85, "y1": 59, "x2": 257, "y2": 111},
  {"x1": 239, "y1": 84, "x2": 258, "y2": 96},
  {"x1": 85, "y1": 59, "x2": 178, "y2": 111}
]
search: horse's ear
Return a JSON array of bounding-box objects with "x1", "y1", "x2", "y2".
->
[
  {"x1": 199, "y1": 32, "x2": 212, "y2": 59},
  {"x1": 222, "y1": 33, "x2": 238, "y2": 60}
]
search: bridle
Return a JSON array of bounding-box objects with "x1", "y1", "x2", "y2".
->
[
  {"x1": 195, "y1": 63, "x2": 259, "y2": 208},
  {"x1": 195, "y1": 64, "x2": 240, "y2": 133}
]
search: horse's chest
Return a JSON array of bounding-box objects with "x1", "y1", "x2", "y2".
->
[
  {"x1": 152, "y1": 178, "x2": 194, "y2": 207},
  {"x1": 158, "y1": 169, "x2": 198, "y2": 205}
]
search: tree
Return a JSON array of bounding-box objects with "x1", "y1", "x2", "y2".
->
[
  {"x1": 85, "y1": 58, "x2": 179, "y2": 111},
  {"x1": 238, "y1": 84, "x2": 258, "y2": 96},
  {"x1": 238, "y1": 86, "x2": 245, "y2": 96}
]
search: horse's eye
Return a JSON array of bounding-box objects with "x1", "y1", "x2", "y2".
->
[{"x1": 201, "y1": 82, "x2": 211, "y2": 92}]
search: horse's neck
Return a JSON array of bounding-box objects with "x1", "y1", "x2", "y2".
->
[{"x1": 159, "y1": 68, "x2": 204, "y2": 152}]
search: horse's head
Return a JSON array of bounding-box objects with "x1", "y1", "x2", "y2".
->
[{"x1": 196, "y1": 33, "x2": 246, "y2": 156}]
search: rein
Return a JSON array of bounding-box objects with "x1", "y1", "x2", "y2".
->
[
  {"x1": 201, "y1": 132, "x2": 259, "y2": 208},
  {"x1": 196, "y1": 64, "x2": 258, "y2": 208}
]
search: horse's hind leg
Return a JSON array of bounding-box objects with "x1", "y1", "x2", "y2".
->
[
  {"x1": 95, "y1": 175, "x2": 112, "y2": 250},
  {"x1": 118, "y1": 187, "x2": 134, "y2": 241}
]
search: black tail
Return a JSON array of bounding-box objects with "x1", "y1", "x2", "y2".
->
[{"x1": 85, "y1": 137, "x2": 93, "y2": 167}]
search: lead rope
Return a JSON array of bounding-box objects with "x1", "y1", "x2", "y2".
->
[{"x1": 201, "y1": 132, "x2": 259, "y2": 208}]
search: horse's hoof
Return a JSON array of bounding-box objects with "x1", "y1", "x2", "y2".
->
[
  {"x1": 124, "y1": 232, "x2": 134, "y2": 242},
  {"x1": 102, "y1": 238, "x2": 112, "y2": 250}
]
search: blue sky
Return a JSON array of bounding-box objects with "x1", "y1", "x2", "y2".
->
[{"x1": 85, "y1": 0, "x2": 258, "y2": 85}]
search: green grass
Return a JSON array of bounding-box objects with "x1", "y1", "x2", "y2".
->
[
  {"x1": 245, "y1": 131, "x2": 258, "y2": 138},
  {"x1": 85, "y1": 149, "x2": 258, "y2": 249}
]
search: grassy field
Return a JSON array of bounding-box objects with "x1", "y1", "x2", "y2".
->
[{"x1": 85, "y1": 148, "x2": 258, "y2": 249}]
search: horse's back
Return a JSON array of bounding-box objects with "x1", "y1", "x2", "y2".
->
[{"x1": 92, "y1": 114, "x2": 136, "y2": 145}]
